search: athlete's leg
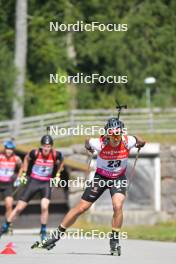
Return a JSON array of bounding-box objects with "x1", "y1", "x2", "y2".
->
[
  {"x1": 0, "y1": 192, "x2": 14, "y2": 235},
  {"x1": 109, "y1": 192, "x2": 126, "y2": 254},
  {"x1": 111, "y1": 193, "x2": 125, "y2": 229},
  {"x1": 40, "y1": 198, "x2": 50, "y2": 240},
  {"x1": 61, "y1": 199, "x2": 92, "y2": 228},
  {"x1": 7, "y1": 200, "x2": 28, "y2": 222},
  {"x1": 109, "y1": 176, "x2": 127, "y2": 254},
  {"x1": 7, "y1": 178, "x2": 39, "y2": 223},
  {"x1": 31, "y1": 199, "x2": 92, "y2": 248},
  {"x1": 3, "y1": 183, "x2": 14, "y2": 219},
  {"x1": 0, "y1": 178, "x2": 42, "y2": 238},
  {"x1": 31, "y1": 173, "x2": 106, "y2": 249},
  {"x1": 61, "y1": 173, "x2": 106, "y2": 228},
  {"x1": 0, "y1": 200, "x2": 27, "y2": 237},
  {"x1": 40, "y1": 198, "x2": 50, "y2": 225},
  {"x1": 4, "y1": 196, "x2": 14, "y2": 219},
  {"x1": 61, "y1": 172, "x2": 107, "y2": 228}
]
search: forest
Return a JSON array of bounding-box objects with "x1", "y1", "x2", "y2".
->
[{"x1": 0, "y1": 0, "x2": 175, "y2": 120}]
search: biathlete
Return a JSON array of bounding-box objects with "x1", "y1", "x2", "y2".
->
[
  {"x1": 0, "y1": 140, "x2": 22, "y2": 228},
  {"x1": 31, "y1": 118, "x2": 145, "y2": 255},
  {"x1": 0, "y1": 135, "x2": 64, "y2": 241}
]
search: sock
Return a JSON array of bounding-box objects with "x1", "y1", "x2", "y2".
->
[
  {"x1": 49, "y1": 224, "x2": 66, "y2": 242},
  {"x1": 41, "y1": 224, "x2": 46, "y2": 231},
  {"x1": 58, "y1": 224, "x2": 66, "y2": 233},
  {"x1": 111, "y1": 228, "x2": 120, "y2": 242},
  {"x1": 5, "y1": 221, "x2": 11, "y2": 228}
]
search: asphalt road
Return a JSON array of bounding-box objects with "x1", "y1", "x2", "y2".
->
[{"x1": 0, "y1": 234, "x2": 175, "y2": 264}]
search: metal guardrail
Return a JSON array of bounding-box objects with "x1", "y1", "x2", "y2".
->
[{"x1": 0, "y1": 108, "x2": 176, "y2": 143}]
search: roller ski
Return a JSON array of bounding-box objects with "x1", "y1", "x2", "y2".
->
[
  {"x1": 110, "y1": 233, "x2": 121, "y2": 256},
  {"x1": 31, "y1": 237, "x2": 56, "y2": 250},
  {"x1": 31, "y1": 226, "x2": 65, "y2": 250},
  {"x1": 110, "y1": 244, "x2": 121, "y2": 256}
]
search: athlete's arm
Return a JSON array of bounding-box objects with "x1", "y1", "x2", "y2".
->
[
  {"x1": 15, "y1": 156, "x2": 23, "y2": 176},
  {"x1": 55, "y1": 152, "x2": 64, "y2": 177},
  {"x1": 85, "y1": 138, "x2": 101, "y2": 153},
  {"x1": 18, "y1": 154, "x2": 28, "y2": 177},
  {"x1": 23, "y1": 154, "x2": 29, "y2": 172},
  {"x1": 127, "y1": 136, "x2": 145, "y2": 149},
  {"x1": 85, "y1": 138, "x2": 94, "y2": 153},
  {"x1": 19, "y1": 150, "x2": 35, "y2": 176}
]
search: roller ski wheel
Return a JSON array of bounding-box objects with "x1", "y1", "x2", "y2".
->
[
  {"x1": 110, "y1": 245, "x2": 121, "y2": 256},
  {"x1": 31, "y1": 239, "x2": 56, "y2": 250},
  {"x1": 45, "y1": 243, "x2": 56, "y2": 251},
  {"x1": 31, "y1": 241, "x2": 40, "y2": 249}
]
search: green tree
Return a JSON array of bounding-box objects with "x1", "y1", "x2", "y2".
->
[
  {"x1": 0, "y1": 0, "x2": 176, "y2": 120},
  {"x1": 73, "y1": 0, "x2": 176, "y2": 107},
  {"x1": 0, "y1": 46, "x2": 16, "y2": 120},
  {"x1": 25, "y1": 69, "x2": 70, "y2": 115}
]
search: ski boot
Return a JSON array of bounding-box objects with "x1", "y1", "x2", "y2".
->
[
  {"x1": 110, "y1": 236, "x2": 121, "y2": 256},
  {"x1": 40, "y1": 226, "x2": 47, "y2": 241},
  {"x1": 0, "y1": 222, "x2": 10, "y2": 238},
  {"x1": 31, "y1": 237, "x2": 57, "y2": 250},
  {"x1": 31, "y1": 226, "x2": 65, "y2": 250}
]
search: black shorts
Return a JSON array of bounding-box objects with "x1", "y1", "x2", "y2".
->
[
  {"x1": 0, "y1": 182, "x2": 14, "y2": 199},
  {"x1": 82, "y1": 173, "x2": 127, "y2": 203},
  {"x1": 19, "y1": 178, "x2": 51, "y2": 203}
]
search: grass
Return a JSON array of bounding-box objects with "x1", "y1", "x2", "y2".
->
[
  {"x1": 72, "y1": 218, "x2": 176, "y2": 242},
  {"x1": 13, "y1": 132, "x2": 176, "y2": 152},
  {"x1": 125, "y1": 222, "x2": 176, "y2": 242},
  {"x1": 15, "y1": 136, "x2": 87, "y2": 152},
  {"x1": 45, "y1": 133, "x2": 176, "y2": 146},
  {"x1": 136, "y1": 133, "x2": 176, "y2": 144}
]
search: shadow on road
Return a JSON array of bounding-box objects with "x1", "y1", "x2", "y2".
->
[{"x1": 66, "y1": 252, "x2": 111, "y2": 256}]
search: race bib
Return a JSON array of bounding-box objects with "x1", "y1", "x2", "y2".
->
[{"x1": 32, "y1": 164, "x2": 53, "y2": 177}]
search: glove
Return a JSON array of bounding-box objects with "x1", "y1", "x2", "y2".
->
[
  {"x1": 52, "y1": 173, "x2": 61, "y2": 187},
  {"x1": 136, "y1": 141, "x2": 146, "y2": 148},
  {"x1": 13, "y1": 178, "x2": 21, "y2": 187},
  {"x1": 56, "y1": 172, "x2": 61, "y2": 177},
  {"x1": 85, "y1": 140, "x2": 94, "y2": 153},
  {"x1": 20, "y1": 172, "x2": 28, "y2": 185}
]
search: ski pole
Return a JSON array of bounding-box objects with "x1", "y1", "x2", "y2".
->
[
  {"x1": 127, "y1": 147, "x2": 141, "y2": 191},
  {"x1": 12, "y1": 178, "x2": 27, "y2": 197},
  {"x1": 12, "y1": 185, "x2": 24, "y2": 197}
]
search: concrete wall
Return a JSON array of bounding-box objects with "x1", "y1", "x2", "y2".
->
[{"x1": 161, "y1": 145, "x2": 176, "y2": 216}]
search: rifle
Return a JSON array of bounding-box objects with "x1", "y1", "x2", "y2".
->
[{"x1": 115, "y1": 100, "x2": 127, "y2": 119}]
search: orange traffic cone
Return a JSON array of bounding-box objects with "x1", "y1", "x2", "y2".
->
[{"x1": 0, "y1": 245, "x2": 16, "y2": 254}]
